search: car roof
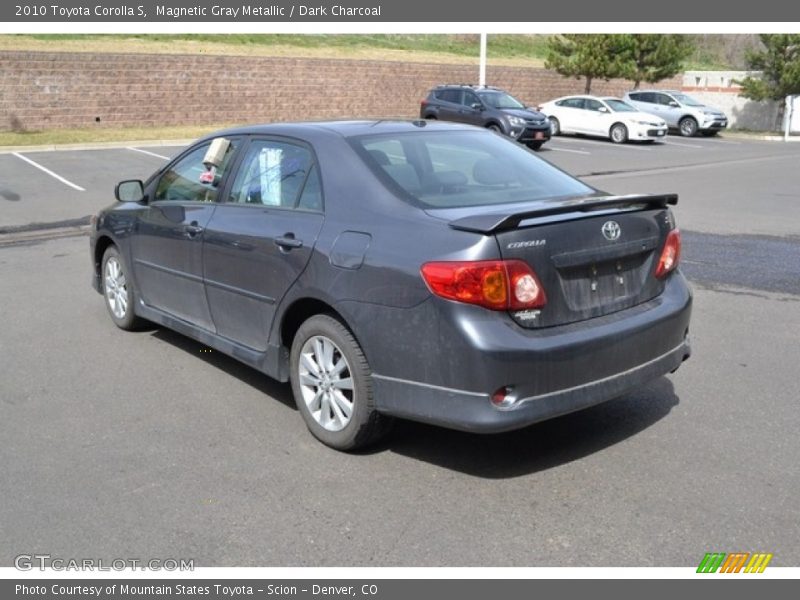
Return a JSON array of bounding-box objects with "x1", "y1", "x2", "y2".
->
[
  {"x1": 198, "y1": 119, "x2": 477, "y2": 142},
  {"x1": 629, "y1": 89, "x2": 679, "y2": 94}
]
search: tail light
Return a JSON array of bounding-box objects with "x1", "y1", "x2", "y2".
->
[
  {"x1": 420, "y1": 98, "x2": 428, "y2": 107},
  {"x1": 655, "y1": 229, "x2": 681, "y2": 278},
  {"x1": 420, "y1": 260, "x2": 547, "y2": 311}
]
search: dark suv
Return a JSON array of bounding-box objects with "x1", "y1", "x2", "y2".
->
[{"x1": 421, "y1": 84, "x2": 551, "y2": 149}]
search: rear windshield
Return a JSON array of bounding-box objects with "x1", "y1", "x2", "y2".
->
[{"x1": 350, "y1": 130, "x2": 592, "y2": 209}]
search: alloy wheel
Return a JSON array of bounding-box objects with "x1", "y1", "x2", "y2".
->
[
  {"x1": 298, "y1": 335, "x2": 355, "y2": 432},
  {"x1": 104, "y1": 256, "x2": 129, "y2": 320}
]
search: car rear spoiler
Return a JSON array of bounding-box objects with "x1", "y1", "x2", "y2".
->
[{"x1": 448, "y1": 193, "x2": 678, "y2": 234}]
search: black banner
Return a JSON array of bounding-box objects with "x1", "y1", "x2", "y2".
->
[
  {"x1": 3, "y1": 0, "x2": 800, "y2": 22},
  {"x1": 4, "y1": 579, "x2": 797, "y2": 600}
]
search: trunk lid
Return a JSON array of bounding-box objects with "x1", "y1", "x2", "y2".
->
[{"x1": 443, "y1": 194, "x2": 677, "y2": 328}]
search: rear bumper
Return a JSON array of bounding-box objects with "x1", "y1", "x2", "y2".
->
[{"x1": 369, "y1": 272, "x2": 692, "y2": 433}]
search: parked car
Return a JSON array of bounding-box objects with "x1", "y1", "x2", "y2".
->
[
  {"x1": 540, "y1": 95, "x2": 668, "y2": 143},
  {"x1": 623, "y1": 90, "x2": 728, "y2": 137},
  {"x1": 91, "y1": 120, "x2": 692, "y2": 451},
  {"x1": 420, "y1": 84, "x2": 551, "y2": 149}
]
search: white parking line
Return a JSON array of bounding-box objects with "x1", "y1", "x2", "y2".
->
[
  {"x1": 11, "y1": 152, "x2": 85, "y2": 191},
  {"x1": 553, "y1": 136, "x2": 652, "y2": 151},
  {"x1": 127, "y1": 147, "x2": 170, "y2": 160},
  {"x1": 663, "y1": 140, "x2": 705, "y2": 149},
  {"x1": 547, "y1": 147, "x2": 591, "y2": 155}
]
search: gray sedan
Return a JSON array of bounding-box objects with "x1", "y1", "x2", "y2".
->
[{"x1": 90, "y1": 120, "x2": 692, "y2": 450}]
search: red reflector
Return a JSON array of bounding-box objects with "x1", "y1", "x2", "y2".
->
[
  {"x1": 491, "y1": 386, "x2": 511, "y2": 406},
  {"x1": 420, "y1": 260, "x2": 546, "y2": 311},
  {"x1": 656, "y1": 229, "x2": 681, "y2": 278}
]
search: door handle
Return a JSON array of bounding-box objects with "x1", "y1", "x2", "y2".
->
[
  {"x1": 184, "y1": 223, "x2": 204, "y2": 237},
  {"x1": 274, "y1": 235, "x2": 303, "y2": 250}
]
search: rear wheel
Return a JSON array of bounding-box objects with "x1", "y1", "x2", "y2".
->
[
  {"x1": 679, "y1": 117, "x2": 698, "y2": 137},
  {"x1": 549, "y1": 117, "x2": 561, "y2": 136},
  {"x1": 101, "y1": 246, "x2": 145, "y2": 331},
  {"x1": 610, "y1": 123, "x2": 628, "y2": 144},
  {"x1": 526, "y1": 141, "x2": 544, "y2": 150},
  {"x1": 289, "y1": 315, "x2": 392, "y2": 451}
]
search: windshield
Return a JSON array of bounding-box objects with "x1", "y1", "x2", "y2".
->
[
  {"x1": 478, "y1": 91, "x2": 526, "y2": 110},
  {"x1": 604, "y1": 99, "x2": 637, "y2": 112},
  {"x1": 672, "y1": 93, "x2": 705, "y2": 107},
  {"x1": 351, "y1": 130, "x2": 593, "y2": 209}
]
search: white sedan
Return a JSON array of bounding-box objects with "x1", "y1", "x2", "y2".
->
[{"x1": 540, "y1": 95, "x2": 668, "y2": 144}]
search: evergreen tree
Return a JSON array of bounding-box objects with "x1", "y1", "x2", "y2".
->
[
  {"x1": 618, "y1": 34, "x2": 693, "y2": 89},
  {"x1": 738, "y1": 34, "x2": 800, "y2": 101},
  {"x1": 545, "y1": 35, "x2": 628, "y2": 94}
]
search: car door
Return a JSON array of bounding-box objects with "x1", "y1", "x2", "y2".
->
[
  {"x1": 436, "y1": 89, "x2": 464, "y2": 122},
  {"x1": 131, "y1": 138, "x2": 240, "y2": 330},
  {"x1": 201, "y1": 137, "x2": 325, "y2": 351},
  {"x1": 655, "y1": 92, "x2": 681, "y2": 127},
  {"x1": 460, "y1": 90, "x2": 484, "y2": 126},
  {"x1": 554, "y1": 98, "x2": 584, "y2": 132},
  {"x1": 582, "y1": 98, "x2": 610, "y2": 136}
]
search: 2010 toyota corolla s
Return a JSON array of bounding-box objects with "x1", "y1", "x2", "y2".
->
[{"x1": 90, "y1": 120, "x2": 692, "y2": 450}]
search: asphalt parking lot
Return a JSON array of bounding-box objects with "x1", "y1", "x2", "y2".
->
[{"x1": 1, "y1": 133, "x2": 799, "y2": 567}]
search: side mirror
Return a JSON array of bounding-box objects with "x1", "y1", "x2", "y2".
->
[
  {"x1": 669, "y1": 101, "x2": 679, "y2": 108},
  {"x1": 115, "y1": 180, "x2": 145, "y2": 203},
  {"x1": 598, "y1": 106, "x2": 609, "y2": 113},
  {"x1": 471, "y1": 102, "x2": 483, "y2": 111}
]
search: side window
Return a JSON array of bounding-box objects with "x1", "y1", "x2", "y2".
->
[
  {"x1": 637, "y1": 92, "x2": 655, "y2": 103},
  {"x1": 560, "y1": 98, "x2": 584, "y2": 109},
  {"x1": 440, "y1": 89, "x2": 462, "y2": 104},
  {"x1": 627, "y1": 92, "x2": 642, "y2": 102},
  {"x1": 654, "y1": 93, "x2": 671, "y2": 106},
  {"x1": 584, "y1": 99, "x2": 604, "y2": 112},
  {"x1": 463, "y1": 92, "x2": 480, "y2": 107},
  {"x1": 154, "y1": 140, "x2": 238, "y2": 203},
  {"x1": 297, "y1": 165, "x2": 323, "y2": 211},
  {"x1": 227, "y1": 140, "x2": 314, "y2": 208}
]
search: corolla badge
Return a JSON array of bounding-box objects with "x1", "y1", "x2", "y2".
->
[{"x1": 601, "y1": 220, "x2": 621, "y2": 241}]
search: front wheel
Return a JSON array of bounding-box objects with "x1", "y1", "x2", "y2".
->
[
  {"x1": 487, "y1": 123, "x2": 503, "y2": 134},
  {"x1": 526, "y1": 141, "x2": 544, "y2": 150},
  {"x1": 610, "y1": 123, "x2": 628, "y2": 144},
  {"x1": 290, "y1": 315, "x2": 392, "y2": 451},
  {"x1": 549, "y1": 117, "x2": 561, "y2": 136},
  {"x1": 679, "y1": 117, "x2": 698, "y2": 137},
  {"x1": 101, "y1": 246, "x2": 145, "y2": 331}
]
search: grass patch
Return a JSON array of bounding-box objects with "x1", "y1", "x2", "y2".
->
[{"x1": 0, "y1": 124, "x2": 238, "y2": 147}]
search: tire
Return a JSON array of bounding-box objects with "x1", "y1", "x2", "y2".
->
[
  {"x1": 289, "y1": 314, "x2": 392, "y2": 451},
  {"x1": 424, "y1": 114, "x2": 437, "y2": 120},
  {"x1": 487, "y1": 123, "x2": 503, "y2": 134},
  {"x1": 526, "y1": 141, "x2": 544, "y2": 150},
  {"x1": 679, "y1": 117, "x2": 698, "y2": 137},
  {"x1": 101, "y1": 246, "x2": 145, "y2": 331},
  {"x1": 610, "y1": 123, "x2": 628, "y2": 144},
  {"x1": 549, "y1": 117, "x2": 560, "y2": 136}
]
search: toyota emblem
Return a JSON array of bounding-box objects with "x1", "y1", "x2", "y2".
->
[{"x1": 601, "y1": 221, "x2": 621, "y2": 241}]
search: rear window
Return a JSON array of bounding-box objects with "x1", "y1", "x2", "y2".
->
[{"x1": 350, "y1": 130, "x2": 592, "y2": 209}]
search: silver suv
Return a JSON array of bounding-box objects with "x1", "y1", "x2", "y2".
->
[{"x1": 623, "y1": 90, "x2": 728, "y2": 137}]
